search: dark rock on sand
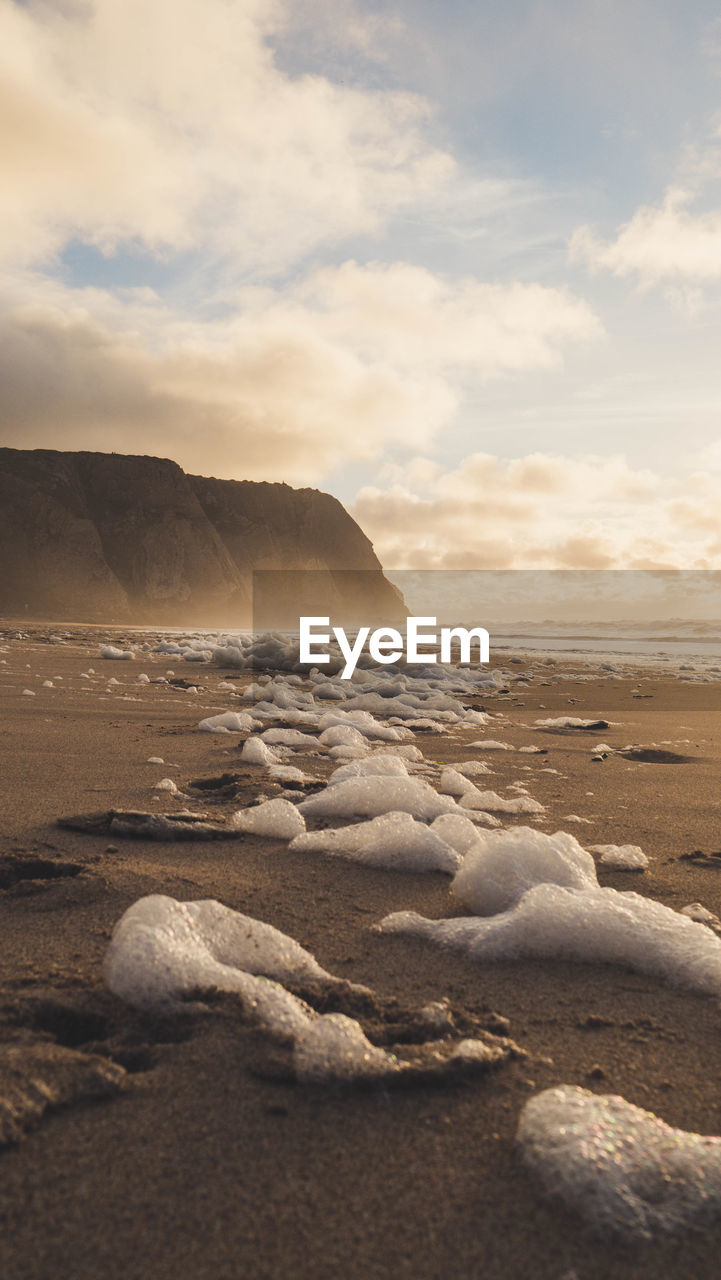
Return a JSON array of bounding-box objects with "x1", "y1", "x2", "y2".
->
[
  {"x1": 620, "y1": 747, "x2": 697, "y2": 764},
  {"x1": 57, "y1": 810, "x2": 243, "y2": 841}
]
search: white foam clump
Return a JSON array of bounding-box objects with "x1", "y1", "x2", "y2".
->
[
  {"x1": 682, "y1": 902, "x2": 721, "y2": 930},
  {"x1": 104, "y1": 894, "x2": 324, "y2": 1033},
  {"x1": 289, "y1": 811, "x2": 461, "y2": 873},
  {"x1": 318, "y1": 709, "x2": 404, "y2": 742},
  {"x1": 241, "y1": 736, "x2": 278, "y2": 765},
  {"x1": 518, "y1": 1085, "x2": 721, "y2": 1239},
  {"x1": 230, "y1": 798, "x2": 305, "y2": 839},
  {"x1": 452, "y1": 827, "x2": 598, "y2": 916},
  {"x1": 439, "y1": 768, "x2": 475, "y2": 797},
  {"x1": 327, "y1": 743, "x2": 371, "y2": 762},
  {"x1": 198, "y1": 711, "x2": 255, "y2": 734},
  {"x1": 262, "y1": 728, "x2": 317, "y2": 749},
  {"x1": 298, "y1": 776, "x2": 457, "y2": 822},
  {"x1": 268, "y1": 763, "x2": 313, "y2": 783},
  {"x1": 375, "y1": 744, "x2": 423, "y2": 762},
  {"x1": 100, "y1": 645, "x2": 134, "y2": 660},
  {"x1": 430, "y1": 813, "x2": 484, "y2": 856},
  {"x1": 454, "y1": 760, "x2": 492, "y2": 777},
  {"x1": 106, "y1": 894, "x2": 402, "y2": 1085},
  {"x1": 469, "y1": 739, "x2": 514, "y2": 751},
  {"x1": 328, "y1": 755, "x2": 409, "y2": 784},
  {"x1": 459, "y1": 788, "x2": 544, "y2": 815},
  {"x1": 379, "y1": 884, "x2": 721, "y2": 996},
  {"x1": 460, "y1": 810, "x2": 502, "y2": 829},
  {"x1": 318, "y1": 724, "x2": 368, "y2": 750},
  {"x1": 294, "y1": 1014, "x2": 396, "y2": 1083},
  {"x1": 589, "y1": 843, "x2": 649, "y2": 871}
]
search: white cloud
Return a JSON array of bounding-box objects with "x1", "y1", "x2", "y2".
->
[
  {"x1": 352, "y1": 452, "x2": 721, "y2": 570},
  {"x1": 0, "y1": 0, "x2": 452, "y2": 272},
  {"x1": 0, "y1": 262, "x2": 599, "y2": 481},
  {"x1": 293, "y1": 261, "x2": 601, "y2": 372},
  {"x1": 571, "y1": 187, "x2": 721, "y2": 284}
]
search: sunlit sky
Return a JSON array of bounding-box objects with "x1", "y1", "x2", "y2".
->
[{"x1": 3, "y1": 0, "x2": 721, "y2": 570}]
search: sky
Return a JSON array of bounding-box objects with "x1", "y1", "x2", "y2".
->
[{"x1": 3, "y1": 0, "x2": 721, "y2": 571}]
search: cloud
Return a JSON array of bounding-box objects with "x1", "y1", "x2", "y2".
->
[
  {"x1": 571, "y1": 187, "x2": 721, "y2": 284},
  {"x1": 0, "y1": 0, "x2": 452, "y2": 272},
  {"x1": 0, "y1": 2, "x2": 602, "y2": 482},
  {"x1": 352, "y1": 452, "x2": 721, "y2": 570},
  {"x1": 0, "y1": 262, "x2": 599, "y2": 481},
  {"x1": 293, "y1": 261, "x2": 601, "y2": 372}
]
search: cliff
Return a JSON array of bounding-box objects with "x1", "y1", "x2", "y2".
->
[{"x1": 0, "y1": 449, "x2": 405, "y2": 626}]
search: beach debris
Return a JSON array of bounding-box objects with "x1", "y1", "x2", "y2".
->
[
  {"x1": 589, "y1": 843, "x2": 648, "y2": 871},
  {"x1": 289, "y1": 811, "x2": 461, "y2": 873},
  {"x1": 679, "y1": 849, "x2": 721, "y2": 868},
  {"x1": 534, "y1": 717, "x2": 610, "y2": 731},
  {"x1": 619, "y1": 747, "x2": 695, "y2": 764},
  {"x1": 518, "y1": 1085, "x2": 721, "y2": 1239},
  {"x1": 0, "y1": 1042, "x2": 125, "y2": 1147},
  {"x1": 58, "y1": 810, "x2": 244, "y2": 840},
  {"x1": 188, "y1": 772, "x2": 241, "y2": 793},
  {"x1": 451, "y1": 827, "x2": 598, "y2": 915}
]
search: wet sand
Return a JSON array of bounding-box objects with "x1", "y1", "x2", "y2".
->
[{"x1": 2, "y1": 624, "x2": 721, "y2": 1279}]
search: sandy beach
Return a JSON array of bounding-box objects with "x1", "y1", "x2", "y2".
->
[{"x1": 2, "y1": 624, "x2": 721, "y2": 1279}]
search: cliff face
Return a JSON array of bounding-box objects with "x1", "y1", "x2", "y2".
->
[{"x1": 0, "y1": 449, "x2": 404, "y2": 626}]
